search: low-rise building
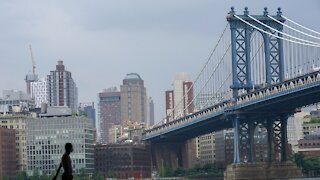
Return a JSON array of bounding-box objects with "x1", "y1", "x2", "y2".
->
[
  {"x1": 215, "y1": 129, "x2": 234, "y2": 169},
  {"x1": 0, "y1": 114, "x2": 30, "y2": 171},
  {"x1": 94, "y1": 143, "x2": 151, "y2": 179},
  {"x1": 198, "y1": 133, "x2": 216, "y2": 166},
  {"x1": 0, "y1": 127, "x2": 17, "y2": 179}
]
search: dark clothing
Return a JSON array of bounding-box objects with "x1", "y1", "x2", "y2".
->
[
  {"x1": 61, "y1": 153, "x2": 73, "y2": 180},
  {"x1": 62, "y1": 172, "x2": 73, "y2": 180}
]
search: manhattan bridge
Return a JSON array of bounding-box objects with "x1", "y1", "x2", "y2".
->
[{"x1": 144, "y1": 7, "x2": 320, "y2": 180}]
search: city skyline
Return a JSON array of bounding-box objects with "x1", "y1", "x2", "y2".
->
[{"x1": 0, "y1": 1, "x2": 320, "y2": 124}]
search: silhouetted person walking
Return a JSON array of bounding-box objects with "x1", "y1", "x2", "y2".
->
[{"x1": 53, "y1": 143, "x2": 73, "y2": 180}]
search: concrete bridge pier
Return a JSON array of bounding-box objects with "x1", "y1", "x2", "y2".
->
[
  {"x1": 150, "y1": 139, "x2": 196, "y2": 171},
  {"x1": 225, "y1": 114, "x2": 303, "y2": 180}
]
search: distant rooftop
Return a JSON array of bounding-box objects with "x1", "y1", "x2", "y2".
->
[
  {"x1": 124, "y1": 73, "x2": 142, "y2": 80},
  {"x1": 39, "y1": 106, "x2": 72, "y2": 118}
]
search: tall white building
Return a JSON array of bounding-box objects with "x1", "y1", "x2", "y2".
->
[
  {"x1": 287, "y1": 111, "x2": 309, "y2": 152},
  {"x1": 30, "y1": 78, "x2": 48, "y2": 108},
  {"x1": 47, "y1": 61, "x2": 78, "y2": 112},
  {"x1": 165, "y1": 72, "x2": 193, "y2": 121}
]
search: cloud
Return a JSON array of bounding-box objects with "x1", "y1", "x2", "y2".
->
[{"x1": 0, "y1": 0, "x2": 319, "y2": 123}]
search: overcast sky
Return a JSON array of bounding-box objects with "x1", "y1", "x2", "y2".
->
[{"x1": 0, "y1": 0, "x2": 319, "y2": 123}]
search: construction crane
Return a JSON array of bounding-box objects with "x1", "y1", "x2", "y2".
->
[{"x1": 29, "y1": 44, "x2": 36, "y2": 75}]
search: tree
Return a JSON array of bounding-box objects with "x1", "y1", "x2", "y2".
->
[
  {"x1": 30, "y1": 168, "x2": 41, "y2": 180},
  {"x1": 159, "y1": 165, "x2": 174, "y2": 177},
  {"x1": 292, "y1": 152, "x2": 304, "y2": 168},
  {"x1": 16, "y1": 171, "x2": 28, "y2": 180},
  {"x1": 79, "y1": 168, "x2": 87, "y2": 180},
  {"x1": 1, "y1": 176, "x2": 9, "y2": 180},
  {"x1": 173, "y1": 167, "x2": 185, "y2": 177},
  {"x1": 93, "y1": 171, "x2": 104, "y2": 180},
  {"x1": 303, "y1": 157, "x2": 320, "y2": 177},
  {"x1": 107, "y1": 170, "x2": 114, "y2": 178}
]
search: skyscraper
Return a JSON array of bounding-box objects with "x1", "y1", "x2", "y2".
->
[
  {"x1": 25, "y1": 74, "x2": 38, "y2": 96},
  {"x1": 79, "y1": 102, "x2": 96, "y2": 128},
  {"x1": 148, "y1": 97, "x2": 155, "y2": 126},
  {"x1": 98, "y1": 87, "x2": 121, "y2": 144},
  {"x1": 30, "y1": 78, "x2": 48, "y2": 108},
  {"x1": 120, "y1": 73, "x2": 147, "y2": 126},
  {"x1": 165, "y1": 72, "x2": 194, "y2": 121},
  {"x1": 47, "y1": 61, "x2": 78, "y2": 112}
]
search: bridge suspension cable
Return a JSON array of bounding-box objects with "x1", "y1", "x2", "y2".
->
[
  {"x1": 234, "y1": 15, "x2": 320, "y2": 47},
  {"x1": 157, "y1": 23, "x2": 230, "y2": 125},
  {"x1": 234, "y1": 14, "x2": 320, "y2": 81},
  {"x1": 282, "y1": 15, "x2": 320, "y2": 36},
  {"x1": 247, "y1": 15, "x2": 320, "y2": 46},
  {"x1": 267, "y1": 15, "x2": 320, "y2": 41},
  {"x1": 155, "y1": 13, "x2": 320, "y2": 127}
]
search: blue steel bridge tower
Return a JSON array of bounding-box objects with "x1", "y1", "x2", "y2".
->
[{"x1": 226, "y1": 7, "x2": 289, "y2": 164}]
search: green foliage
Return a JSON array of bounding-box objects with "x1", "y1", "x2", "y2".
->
[
  {"x1": 73, "y1": 168, "x2": 88, "y2": 180},
  {"x1": 159, "y1": 163, "x2": 222, "y2": 178},
  {"x1": 93, "y1": 171, "x2": 104, "y2": 180},
  {"x1": 291, "y1": 153, "x2": 320, "y2": 177},
  {"x1": 173, "y1": 167, "x2": 185, "y2": 177},
  {"x1": 16, "y1": 171, "x2": 28, "y2": 180},
  {"x1": 30, "y1": 169, "x2": 40, "y2": 180},
  {"x1": 159, "y1": 165, "x2": 174, "y2": 177},
  {"x1": 303, "y1": 157, "x2": 320, "y2": 173},
  {"x1": 82, "y1": 112, "x2": 88, "y2": 117},
  {"x1": 1, "y1": 176, "x2": 9, "y2": 180},
  {"x1": 291, "y1": 152, "x2": 304, "y2": 168},
  {"x1": 72, "y1": 112, "x2": 77, "y2": 117},
  {"x1": 107, "y1": 170, "x2": 114, "y2": 178},
  {"x1": 304, "y1": 117, "x2": 320, "y2": 124}
]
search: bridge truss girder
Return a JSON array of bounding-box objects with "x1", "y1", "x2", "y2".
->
[{"x1": 231, "y1": 113, "x2": 289, "y2": 164}]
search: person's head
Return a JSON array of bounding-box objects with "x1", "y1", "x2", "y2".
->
[{"x1": 65, "y1": 143, "x2": 73, "y2": 154}]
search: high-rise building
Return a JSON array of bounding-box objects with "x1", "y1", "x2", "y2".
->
[
  {"x1": 165, "y1": 72, "x2": 193, "y2": 121},
  {"x1": 26, "y1": 115, "x2": 94, "y2": 176},
  {"x1": 0, "y1": 115, "x2": 30, "y2": 171},
  {"x1": 98, "y1": 88, "x2": 121, "y2": 144},
  {"x1": 120, "y1": 73, "x2": 147, "y2": 126},
  {"x1": 148, "y1": 97, "x2": 155, "y2": 126},
  {"x1": 0, "y1": 127, "x2": 16, "y2": 179},
  {"x1": 30, "y1": 78, "x2": 48, "y2": 108},
  {"x1": 79, "y1": 102, "x2": 96, "y2": 128},
  {"x1": 25, "y1": 74, "x2": 38, "y2": 96},
  {"x1": 164, "y1": 73, "x2": 197, "y2": 168},
  {"x1": 47, "y1": 60, "x2": 78, "y2": 112}
]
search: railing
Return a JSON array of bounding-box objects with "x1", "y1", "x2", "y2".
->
[{"x1": 144, "y1": 70, "x2": 320, "y2": 139}]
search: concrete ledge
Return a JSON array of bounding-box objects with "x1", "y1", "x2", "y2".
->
[{"x1": 224, "y1": 162, "x2": 303, "y2": 180}]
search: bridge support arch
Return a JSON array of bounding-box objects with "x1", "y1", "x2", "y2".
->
[
  {"x1": 150, "y1": 139, "x2": 197, "y2": 172},
  {"x1": 226, "y1": 113, "x2": 302, "y2": 180}
]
